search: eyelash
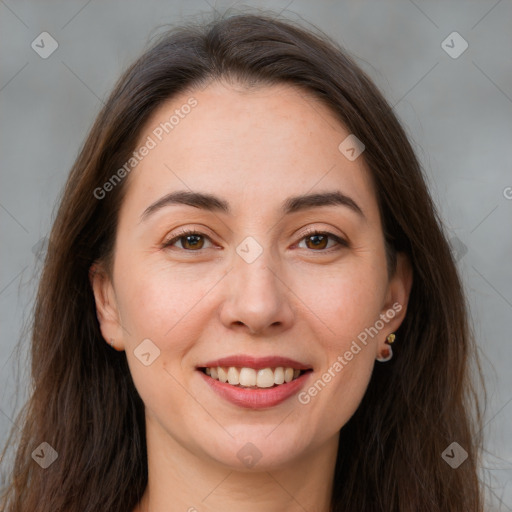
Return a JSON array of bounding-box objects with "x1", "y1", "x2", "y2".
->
[{"x1": 161, "y1": 227, "x2": 349, "y2": 253}]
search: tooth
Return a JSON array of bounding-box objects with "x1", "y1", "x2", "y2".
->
[
  {"x1": 257, "y1": 368, "x2": 275, "y2": 388},
  {"x1": 227, "y1": 366, "x2": 239, "y2": 385},
  {"x1": 274, "y1": 367, "x2": 285, "y2": 385},
  {"x1": 217, "y1": 367, "x2": 228, "y2": 383},
  {"x1": 239, "y1": 367, "x2": 257, "y2": 386},
  {"x1": 205, "y1": 365, "x2": 305, "y2": 386}
]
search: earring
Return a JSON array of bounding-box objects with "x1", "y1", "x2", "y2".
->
[
  {"x1": 110, "y1": 338, "x2": 115, "y2": 349},
  {"x1": 376, "y1": 333, "x2": 395, "y2": 362}
]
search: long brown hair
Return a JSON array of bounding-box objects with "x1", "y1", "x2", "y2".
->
[{"x1": 0, "y1": 11, "x2": 485, "y2": 511}]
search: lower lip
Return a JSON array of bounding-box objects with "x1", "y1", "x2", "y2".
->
[{"x1": 197, "y1": 370, "x2": 313, "y2": 409}]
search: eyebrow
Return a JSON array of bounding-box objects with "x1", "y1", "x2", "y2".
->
[{"x1": 140, "y1": 189, "x2": 366, "y2": 222}]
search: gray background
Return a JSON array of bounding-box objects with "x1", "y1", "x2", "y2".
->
[{"x1": 0, "y1": 0, "x2": 511, "y2": 508}]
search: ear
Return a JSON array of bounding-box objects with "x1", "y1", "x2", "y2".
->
[
  {"x1": 89, "y1": 262, "x2": 126, "y2": 351},
  {"x1": 376, "y1": 252, "x2": 413, "y2": 358}
]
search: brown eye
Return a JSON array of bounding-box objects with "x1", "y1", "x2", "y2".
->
[
  {"x1": 297, "y1": 231, "x2": 348, "y2": 252},
  {"x1": 179, "y1": 234, "x2": 205, "y2": 250},
  {"x1": 305, "y1": 233, "x2": 328, "y2": 250},
  {"x1": 163, "y1": 230, "x2": 213, "y2": 251}
]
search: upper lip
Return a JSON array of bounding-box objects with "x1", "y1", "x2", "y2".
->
[{"x1": 197, "y1": 355, "x2": 313, "y2": 370}]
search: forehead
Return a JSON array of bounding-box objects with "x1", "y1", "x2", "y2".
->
[{"x1": 120, "y1": 81, "x2": 378, "y2": 223}]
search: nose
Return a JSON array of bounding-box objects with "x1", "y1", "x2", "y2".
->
[{"x1": 219, "y1": 250, "x2": 295, "y2": 336}]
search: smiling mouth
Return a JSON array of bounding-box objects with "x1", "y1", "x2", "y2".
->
[{"x1": 198, "y1": 366, "x2": 313, "y2": 389}]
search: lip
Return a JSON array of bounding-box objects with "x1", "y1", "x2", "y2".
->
[
  {"x1": 197, "y1": 355, "x2": 313, "y2": 370},
  {"x1": 198, "y1": 369, "x2": 313, "y2": 409}
]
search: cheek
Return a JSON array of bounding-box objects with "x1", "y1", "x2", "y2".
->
[
  {"x1": 115, "y1": 261, "x2": 216, "y2": 415},
  {"x1": 292, "y1": 260, "x2": 384, "y2": 420},
  {"x1": 114, "y1": 253, "x2": 220, "y2": 340},
  {"x1": 293, "y1": 259, "x2": 387, "y2": 338},
  {"x1": 321, "y1": 353, "x2": 375, "y2": 430}
]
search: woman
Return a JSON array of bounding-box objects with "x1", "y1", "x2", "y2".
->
[{"x1": 0, "y1": 12, "x2": 485, "y2": 512}]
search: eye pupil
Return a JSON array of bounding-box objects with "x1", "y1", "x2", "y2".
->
[
  {"x1": 183, "y1": 234, "x2": 203, "y2": 249},
  {"x1": 306, "y1": 234, "x2": 328, "y2": 250}
]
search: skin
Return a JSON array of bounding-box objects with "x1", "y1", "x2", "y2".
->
[{"x1": 91, "y1": 81, "x2": 413, "y2": 512}]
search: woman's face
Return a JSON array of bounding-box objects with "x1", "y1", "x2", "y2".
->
[{"x1": 92, "y1": 81, "x2": 411, "y2": 471}]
